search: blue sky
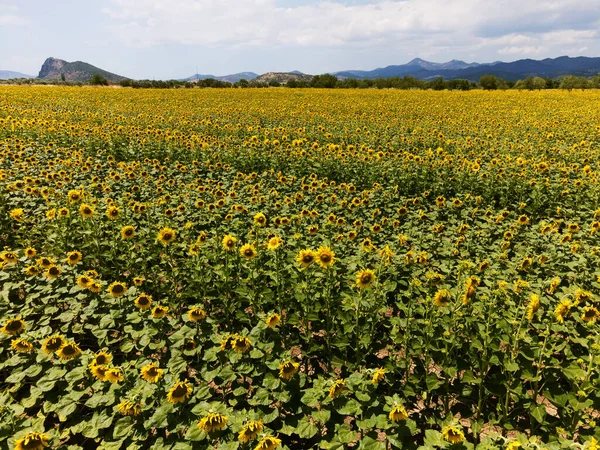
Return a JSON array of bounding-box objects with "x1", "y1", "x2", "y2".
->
[{"x1": 1, "y1": 0, "x2": 599, "y2": 79}]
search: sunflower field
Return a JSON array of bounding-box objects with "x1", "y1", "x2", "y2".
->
[{"x1": 1, "y1": 86, "x2": 600, "y2": 450}]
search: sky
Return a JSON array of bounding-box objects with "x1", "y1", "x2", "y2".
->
[{"x1": 1, "y1": 0, "x2": 599, "y2": 79}]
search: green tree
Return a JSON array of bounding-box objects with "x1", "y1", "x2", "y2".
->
[
  {"x1": 89, "y1": 73, "x2": 108, "y2": 86},
  {"x1": 532, "y1": 77, "x2": 546, "y2": 90},
  {"x1": 60, "y1": 73, "x2": 66, "y2": 82},
  {"x1": 479, "y1": 75, "x2": 498, "y2": 90}
]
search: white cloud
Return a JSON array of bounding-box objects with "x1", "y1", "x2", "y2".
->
[
  {"x1": 102, "y1": 0, "x2": 600, "y2": 63},
  {"x1": 0, "y1": 3, "x2": 28, "y2": 26}
]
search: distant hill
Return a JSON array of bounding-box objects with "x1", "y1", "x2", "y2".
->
[
  {"x1": 0, "y1": 70, "x2": 34, "y2": 80},
  {"x1": 253, "y1": 72, "x2": 313, "y2": 84},
  {"x1": 182, "y1": 72, "x2": 258, "y2": 83},
  {"x1": 333, "y1": 56, "x2": 600, "y2": 81},
  {"x1": 38, "y1": 57, "x2": 128, "y2": 83}
]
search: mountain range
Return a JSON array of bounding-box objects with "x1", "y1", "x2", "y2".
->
[{"x1": 2, "y1": 55, "x2": 600, "y2": 83}]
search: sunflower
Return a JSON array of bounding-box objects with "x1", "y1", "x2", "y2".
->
[
  {"x1": 279, "y1": 360, "x2": 300, "y2": 380},
  {"x1": 222, "y1": 234, "x2": 237, "y2": 251},
  {"x1": 68, "y1": 189, "x2": 82, "y2": 203},
  {"x1": 133, "y1": 276, "x2": 144, "y2": 286},
  {"x1": 107, "y1": 281, "x2": 127, "y2": 298},
  {"x1": 581, "y1": 306, "x2": 600, "y2": 323},
  {"x1": 57, "y1": 341, "x2": 81, "y2": 360},
  {"x1": 188, "y1": 307, "x2": 207, "y2": 322},
  {"x1": 433, "y1": 289, "x2": 452, "y2": 307},
  {"x1": 45, "y1": 264, "x2": 62, "y2": 279},
  {"x1": 89, "y1": 281, "x2": 102, "y2": 293},
  {"x1": 167, "y1": 379, "x2": 193, "y2": 404},
  {"x1": 134, "y1": 293, "x2": 153, "y2": 310},
  {"x1": 67, "y1": 250, "x2": 82, "y2": 265},
  {"x1": 554, "y1": 299, "x2": 572, "y2": 323},
  {"x1": 120, "y1": 225, "x2": 135, "y2": 240},
  {"x1": 91, "y1": 350, "x2": 112, "y2": 367},
  {"x1": 254, "y1": 212, "x2": 267, "y2": 227},
  {"x1": 388, "y1": 405, "x2": 408, "y2": 422},
  {"x1": 316, "y1": 246, "x2": 335, "y2": 268},
  {"x1": 141, "y1": 362, "x2": 164, "y2": 383},
  {"x1": 296, "y1": 249, "x2": 316, "y2": 268},
  {"x1": 1, "y1": 317, "x2": 26, "y2": 336},
  {"x1": 11, "y1": 338, "x2": 35, "y2": 353},
  {"x1": 79, "y1": 203, "x2": 94, "y2": 218},
  {"x1": 117, "y1": 400, "x2": 142, "y2": 416},
  {"x1": 14, "y1": 431, "x2": 50, "y2": 450},
  {"x1": 238, "y1": 421, "x2": 264, "y2": 443},
  {"x1": 198, "y1": 413, "x2": 229, "y2": 433},
  {"x1": 10, "y1": 208, "x2": 24, "y2": 222},
  {"x1": 106, "y1": 206, "x2": 120, "y2": 220},
  {"x1": 189, "y1": 243, "x2": 200, "y2": 255},
  {"x1": 1, "y1": 250, "x2": 18, "y2": 263},
  {"x1": 232, "y1": 336, "x2": 251, "y2": 353},
  {"x1": 517, "y1": 214, "x2": 530, "y2": 225},
  {"x1": 37, "y1": 256, "x2": 54, "y2": 268},
  {"x1": 254, "y1": 436, "x2": 282, "y2": 450},
  {"x1": 58, "y1": 207, "x2": 70, "y2": 218},
  {"x1": 371, "y1": 368, "x2": 386, "y2": 385},
  {"x1": 152, "y1": 305, "x2": 169, "y2": 319},
  {"x1": 526, "y1": 294, "x2": 540, "y2": 320},
  {"x1": 24, "y1": 247, "x2": 37, "y2": 259},
  {"x1": 240, "y1": 243, "x2": 257, "y2": 259},
  {"x1": 266, "y1": 313, "x2": 281, "y2": 328},
  {"x1": 356, "y1": 269, "x2": 376, "y2": 289},
  {"x1": 25, "y1": 266, "x2": 40, "y2": 276},
  {"x1": 442, "y1": 426, "x2": 465, "y2": 444},
  {"x1": 105, "y1": 367, "x2": 124, "y2": 383},
  {"x1": 90, "y1": 364, "x2": 109, "y2": 381},
  {"x1": 197, "y1": 231, "x2": 208, "y2": 244},
  {"x1": 329, "y1": 379, "x2": 347, "y2": 398},
  {"x1": 157, "y1": 227, "x2": 176, "y2": 245},
  {"x1": 42, "y1": 335, "x2": 65, "y2": 354},
  {"x1": 506, "y1": 441, "x2": 521, "y2": 450},
  {"x1": 266, "y1": 236, "x2": 283, "y2": 251},
  {"x1": 76, "y1": 275, "x2": 93, "y2": 288}
]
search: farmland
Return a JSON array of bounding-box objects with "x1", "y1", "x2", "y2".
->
[{"x1": 1, "y1": 86, "x2": 600, "y2": 449}]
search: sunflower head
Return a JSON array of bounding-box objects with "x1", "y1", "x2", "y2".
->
[
  {"x1": 42, "y1": 335, "x2": 65, "y2": 354},
  {"x1": 141, "y1": 362, "x2": 164, "y2": 383},
  {"x1": 238, "y1": 421, "x2": 263, "y2": 443},
  {"x1": 296, "y1": 249, "x2": 316, "y2": 268},
  {"x1": 356, "y1": 269, "x2": 376, "y2": 289},
  {"x1": 14, "y1": 431, "x2": 50, "y2": 450},
  {"x1": 120, "y1": 226, "x2": 135, "y2": 240},
  {"x1": 167, "y1": 379, "x2": 193, "y2": 404},
  {"x1": 67, "y1": 251, "x2": 82, "y2": 265},
  {"x1": 266, "y1": 313, "x2": 281, "y2": 328},
  {"x1": 188, "y1": 307, "x2": 207, "y2": 322},
  {"x1": 57, "y1": 341, "x2": 81, "y2": 361},
  {"x1": 11, "y1": 338, "x2": 35, "y2": 353},
  {"x1": 1, "y1": 318, "x2": 26, "y2": 336},
  {"x1": 329, "y1": 379, "x2": 347, "y2": 398},
  {"x1": 157, "y1": 227, "x2": 176, "y2": 245},
  {"x1": 45, "y1": 264, "x2": 62, "y2": 279},
  {"x1": 266, "y1": 236, "x2": 283, "y2": 251},
  {"x1": 117, "y1": 400, "x2": 142, "y2": 416},
  {"x1": 442, "y1": 426, "x2": 465, "y2": 444},
  {"x1": 107, "y1": 281, "x2": 127, "y2": 298},
  {"x1": 92, "y1": 350, "x2": 112, "y2": 367},
  {"x1": 222, "y1": 235, "x2": 237, "y2": 251},
  {"x1": 279, "y1": 360, "x2": 300, "y2": 380},
  {"x1": 240, "y1": 243, "x2": 257, "y2": 259},
  {"x1": 152, "y1": 305, "x2": 169, "y2": 319},
  {"x1": 316, "y1": 247, "x2": 335, "y2": 268},
  {"x1": 433, "y1": 289, "x2": 452, "y2": 307},
  {"x1": 198, "y1": 413, "x2": 229, "y2": 433},
  {"x1": 134, "y1": 293, "x2": 153, "y2": 310},
  {"x1": 389, "y1": 404, "x2": 408, "y2": 422}
]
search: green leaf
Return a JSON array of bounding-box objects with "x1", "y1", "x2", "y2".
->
[{"x1": 113, "y1": 417, "x2": 134, "y2": 439}]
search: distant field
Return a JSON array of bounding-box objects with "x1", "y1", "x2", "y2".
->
[{"x1": 1, "y1": 87, "x2": 599, "y2": 450}]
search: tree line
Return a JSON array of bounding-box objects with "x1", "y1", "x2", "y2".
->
[{"x1": 2, "y1": 72, "x2": 600, "y2": 90}]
